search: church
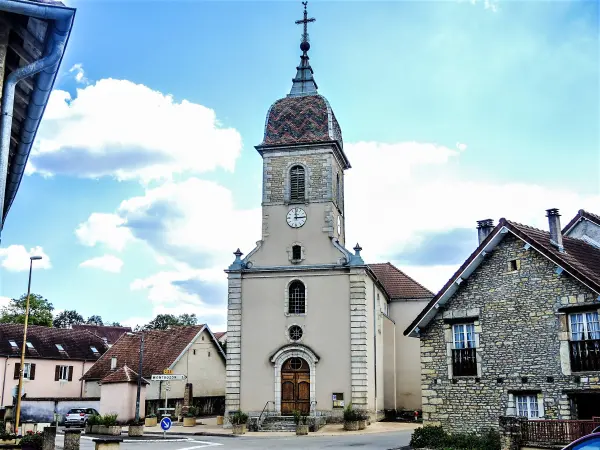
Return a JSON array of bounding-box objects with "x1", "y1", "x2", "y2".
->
[{"x1": 224, "y1": 3, "x2": 433, "y2": 423}]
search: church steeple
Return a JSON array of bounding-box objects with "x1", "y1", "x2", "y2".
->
[{"x1": 289, "y1": 1, "x2": 318, "y2": 97}]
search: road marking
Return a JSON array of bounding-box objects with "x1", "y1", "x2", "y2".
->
[{"x1": 175, "y1": 443, "x2": 224, "y2": 449}]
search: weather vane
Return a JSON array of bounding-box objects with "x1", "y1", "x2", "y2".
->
[{"x1": 295, "y1": 1, "x2": 315, "y2": 52}]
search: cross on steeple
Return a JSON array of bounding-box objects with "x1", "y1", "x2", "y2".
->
[{"x1": 295, "y1": 1, "x2": 315, "y2": 52}]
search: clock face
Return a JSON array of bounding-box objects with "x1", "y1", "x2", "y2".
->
[
  {"x1": 337, "y1": 216, "x2": 342, "y2": 235},
  {"x1": 286, "y1": 208, "x2": 307, "y2": 228}
]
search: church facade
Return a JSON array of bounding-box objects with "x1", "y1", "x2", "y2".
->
[{"x1": 224, "y1": 4, "x2": 433, "y2": 422}]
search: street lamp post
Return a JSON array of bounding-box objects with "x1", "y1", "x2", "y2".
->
[
  {"x1": 135, "y1": 332, "x2": 144, "y2": 422},
  {"x1": 14, "y1": 255, "x2": 42, "y2": 434}
]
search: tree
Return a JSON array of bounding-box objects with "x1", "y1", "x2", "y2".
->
[
  {"x1": 141, "y1": 313, "x2": 198, "y2": 331},
  {"x1": 109, "y1": 322, "x2": 123, "y2": 327},
  {"x1": 86, "y1": 315, "x2": 103, "y2": 326},
  {"x1": 0, "y1": 294, "x2": 54, "y2": 327},
  {"x1": 53, "y1": 310, "x2": 84, "y2": 328}
]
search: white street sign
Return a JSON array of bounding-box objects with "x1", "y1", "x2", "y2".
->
[{"x1": 151, "y1": 374, "x2": 187, "y2": 381}]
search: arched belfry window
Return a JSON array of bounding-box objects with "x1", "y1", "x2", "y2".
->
[
  {"x1": 336, "y1": 173, "x2": 340, "y2": 206},
  {"x1": 290, "y1": 165, "x2": 306, "y2": 202},
  {"x1": 288, "y1": 280, "x2": 306, "y2": 314}
]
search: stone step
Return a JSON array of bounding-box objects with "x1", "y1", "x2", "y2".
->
[{"x1": 260, "y1": 415, "x2": 298, "y2": 431}]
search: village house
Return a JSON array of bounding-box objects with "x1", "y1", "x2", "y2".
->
[
  {"x1": 0, "y1": 324, "x2": 109, "y2": 422},
  {"x1": 404, "y1": 208, "x2": 600, "y2": 433},
  {"x1": 81, "y1": 324, "x2": 226, "y2": 417},
  {"x1": 72, "y1": 325, "x2": 132, "y2": 347},
  {"x1": 224, "y1": 4, "x2": 434, "y2": 427}
]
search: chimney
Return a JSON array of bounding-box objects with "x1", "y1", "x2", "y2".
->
[
  {"x1": 546, "y1": 208, "x2": 564, "y2": 252},
  {"x1": 477, "y1": 219, "x2": 494, "y2": 245}
]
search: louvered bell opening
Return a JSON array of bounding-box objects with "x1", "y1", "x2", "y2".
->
[{"x1": 290, "y1": 165, "x2": 305, "y2": 202}]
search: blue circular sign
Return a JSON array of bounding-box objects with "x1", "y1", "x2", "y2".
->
[{"x1": 160, "y1": 417, "x2": 172, "y2": 431}]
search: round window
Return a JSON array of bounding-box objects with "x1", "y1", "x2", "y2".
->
[
  {"x1": 289, "y1": 357, "x2": 303, "y2": 370},
  {"x1": 289, "y1": 325, "x2": 303, "y2": 341}
]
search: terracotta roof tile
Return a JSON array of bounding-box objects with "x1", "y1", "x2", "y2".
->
[
  {"x1": 101, "y1": 364, "x2": 149, "y2": 385},
  {"x1": 368, "y1": 262, "x2": 434, "y2": 299},
  {"x1": 82, "y1": 325, "x2": 210, "y2": 381},
  {"x1": 0, "y1": 324, "x2": 108, "y2": 360},
  {"x1": 563, "y1": 209, "x2": 600, "y2": 234},
  {"x1": 72, "y1": 325, "x2": 131, "y2": 345},
  {"x1": 213, "y1": 332, "x2": 226, "y2": 340}
]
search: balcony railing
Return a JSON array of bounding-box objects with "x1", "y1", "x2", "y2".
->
[
  {"x1": 521, "y1": 419, "x2": 600, "y2": 445},
  {"x1": 569, "y1": 339, "x2": 600, "y2": 372},
  {"x1": 452, "y1": 347, "x2": 477, "y2": 377}
]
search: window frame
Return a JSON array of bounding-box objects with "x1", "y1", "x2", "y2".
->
[
  {"x1": 58, "y1": 365, "x2": 69, "y2": 381},
  {"x1": 452, "y1": 323, "x2": 476, "y2": 349},
  {"x1": 569, "y1": 312, "x2": 600, "y2": 341},
  {"x1": 23, "y1": 362, "x2": 32, "y2": 379},
  {"x1": 515, "y1": 394, "x2": 541, "y2": 419},
  {"x1": 289, "y1": 165, "x2": 306, "y2": 203},
  {"x1": 287, "y1": 280, "x2": 306, "y2": 315}
]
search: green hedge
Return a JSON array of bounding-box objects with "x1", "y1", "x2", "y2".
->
[{"x1": 410, "y1": 425, "x2": 500, "y2": 450}]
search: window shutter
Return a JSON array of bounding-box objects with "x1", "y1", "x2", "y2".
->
[
  {"x1": 55, "y1": 365, "x2": 60, "y2": 381},
  {"x1": 13, "y1": 363, "x2": 20, "y2": 380},
  {"x1": 68, "y1": 366, "x2": 73, "y2": 382},
  {"x1": 30, "y1": 364, "x2": 36, "y2": 380},
  {"x1": 290, "y1": 166, "x2": 305, "y2": 202}
]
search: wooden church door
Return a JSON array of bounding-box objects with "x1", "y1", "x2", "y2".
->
[{"x1": 281, "y1": 357, "x2": 310, "y2": 415}]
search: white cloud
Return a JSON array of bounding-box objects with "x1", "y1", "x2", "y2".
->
[
  {"x1": 79, "y1": 255, "x2": 124, "y2": 273},
  {"x1": 75, "y1": 213, "x2": 133, "y2": 251},
  {"x1": 0, "y1": 246, "x2": 51, "y2": 272},
  {"x1": 30, "y1": 79, "x2": 242, "y2": 183},
  {"x1": 69, "y1": 63, "x2": 88, "y2": 84},
  {"x1": 0, "y1": 296, "x2": 11, "y2": 308}
]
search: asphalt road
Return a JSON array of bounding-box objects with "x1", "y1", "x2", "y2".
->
[{"x1": 55, "y1": 430, "x2": 413, "y2": 449}]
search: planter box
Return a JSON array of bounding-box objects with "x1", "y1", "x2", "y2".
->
[
  {"x1": 344, "y1": 421, "x2": 360, "y2": 431},
  {"x1": 145, "y1": 417, "x2": 157, "y2": 427},
  {"x1": 128, "y1": 425, "x2": 144, "y2": 437},
  {"x1": 98, "y1": 425, "x2": 108, "y2": 435},
  {"x1": 91, "y1": 425, "x2": 100, "y2": 434},
  {"x1": 232, "y1": 424, "x2": 246, "y2": 435},
  {"x1": 183, "y1": 417, "x2": 196, "y2": 427},
  {"x1": 216, "y1": 416, "x2": 224, "y2": 425},
  {"x1": 358, "y1": 420, "x2": 367, "y2": 430},
  {"x1": 105, "y1": 425, "x2": 121, "y2": 436},
  {"x1": 296, "y1": 424, "x2": 309, "y2": 435},
  {"x1": 85, "y1": 424, "x2": 92, "y2": 434}
]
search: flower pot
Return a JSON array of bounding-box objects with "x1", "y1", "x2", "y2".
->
[
  {"x1": 296, "y1": 424, "x2": 309, "y2": 435},
  {"x1": 358, "y1": 419, "x2": 367, "y2": 430},
  {"x1": 106, "y1": 425, "x2": 121, "y2": 436},
  {"x1": 232, "y1": 424, "x2": 245, "y2": 435},
  {"x1": 344, "y1": 420, "x2": 360, "y2": 431},
  {"x1": 216, "y1": 415, "x2": 224, "y2": 425},
  {"x1": 144, "y1": 417, "x2": 157, "y2": 427},
  {"x1": 183, "y1": 417, "x2": 196, "y2": 427},
  {"x1": 91, "y1": 425, "x2": 100, "y2": 434},
  {"x1": 128, "y1": 424, "x2": 144, "y2": 437}
]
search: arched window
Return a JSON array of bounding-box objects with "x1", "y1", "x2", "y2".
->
[
  {"x1": 288, "y1": 281, "x2": 306, "y2": 314},
  {"x1": 290, "y1": 165, "x2": 305, "y2": 202},
  {"x1": 336, "y1": 173, "x2": 340, "y2": 206}
]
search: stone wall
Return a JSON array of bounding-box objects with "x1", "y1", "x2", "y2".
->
[{"x1": 420, "y1": 233, "x2": 599, "y2": 433}]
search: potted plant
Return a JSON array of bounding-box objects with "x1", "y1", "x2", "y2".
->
[
  {"x1": 183, "y1": 406, "x2": 197, "y2": 427},
  {"x1": 144, "y1": 413, "x2": 157, "y2": 427},
  {"x1": 0, "y1": 430, "x2": 18, "y2": 444},
  {"x1": 127, "y1": 419, "x2": 144, "y2": 437},
  {"x1": 20, "y1": 430, "x2": 43, "y2": 450},
  {"x1": 343, "y1": 404, "x2": 360, "y2": 431},
  {"x1": 293, "y1": 410, "x2": 309, "y2": 436},
  {"x1": 230, "y1": 410, "x2": 248, "y2": 435},
  {"x1": 86, "y1": 414, "x2": 99, "y2": 434},
  {"x1": 101, "y1": 413, "x2": 120, "y2": 436},
  {"x1": 356, "y1": 409, "x2": 369, "y2": 430}
]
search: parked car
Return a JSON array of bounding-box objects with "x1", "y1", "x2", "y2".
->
[
  {"x1": 562, "y1": 432, "x2": 600, "y2": 450},
  {"x1": 64, "y1": 408, "x2": 99, "y2": 428}
]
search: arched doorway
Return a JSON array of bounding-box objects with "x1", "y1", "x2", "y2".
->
[{"x1": 281, "y1": 357, "x2": 310, "y2": 415}]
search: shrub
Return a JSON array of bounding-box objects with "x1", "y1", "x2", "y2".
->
[
  {"x1": 20, "y1": 431, "x2": 43, "y2": 448},
  {"x1": 185, "y1": 406, "x2": 198, "y2": 418},
  {"x1": 410, "y1": 425, "x2": 447, "y2": 448},
  {"x1": 87, "y1": 414, "x2": 101, "y2": 426},
  {"x1": 230, "y1": 411, "x2": 248, "y2": 425},
  {"x1": 343, "y1": 404, "x2": 360, "y2": 422},
  {"x1": 102, "y1": 414, "x2": 118, "y2": 426},
  {"x1": 146, "y1": 413, "x2": 157, "y2": 418}
]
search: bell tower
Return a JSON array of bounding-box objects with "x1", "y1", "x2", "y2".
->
[{"x1": 252, "y1": 2, "x2": 352, "y2": 267}]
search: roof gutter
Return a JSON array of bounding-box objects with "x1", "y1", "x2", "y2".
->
[{"x1": 0, "y1": 0, "x2": 76, "y2": 234}]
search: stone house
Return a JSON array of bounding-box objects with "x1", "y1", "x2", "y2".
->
[
  {"x1": 404, "y1": 208, "x2": 600, "y2": 433},
  {"x1": 82, "y1": 324, "x2": 226, "y2": 417}
]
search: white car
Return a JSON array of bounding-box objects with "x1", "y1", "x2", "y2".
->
[{"x1": 64, "y1": 408, "x2": 99, "y2": 428}]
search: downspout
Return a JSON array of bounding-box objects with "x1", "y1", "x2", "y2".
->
[
  {"x1": 80, "y1": 360, "x2": 85, "y2": 398},
  {"x1": 372, "y1": 282, "x2": 377, "y2": 414},
  {"x1": 0, "y1": 0, "x2": 74, "y2": 236},
  {"x1": 1, "y1": 356, "x2": 7, "y2": 406}
]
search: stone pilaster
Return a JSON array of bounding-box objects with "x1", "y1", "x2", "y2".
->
[
  {"x1": 225, "y1": 272, "x2": 242, "y2": 423},
  {"x1": 350, "y1": 268, "x2": 368, "y2": 408},
  {"x1": 64, "y1": 429, "x2": 81, "y2": 450},
  {"x1": 42, "y1": 426, "x2": 56, "y2": 450}
]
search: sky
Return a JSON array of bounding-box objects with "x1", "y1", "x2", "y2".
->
[{"x1": 0, "y1": 0, "x2": 598, "y2": 331}]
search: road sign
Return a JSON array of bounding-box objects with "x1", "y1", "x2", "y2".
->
[
  {"x1": 151, "y1": 374, "x2": 187, "y2": 381},
  {"x1": 163, "y1": 369, "x2": 173, "y2": 375},
  {"x1": 160, "y1": 417, "x2": 172, "y2": 431}
]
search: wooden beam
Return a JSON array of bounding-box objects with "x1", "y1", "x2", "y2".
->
[
  {"x1": 10, "y1": 25, "x2": 43, "y2": 59},
  {"x1": 12, "y1": 103, "x2": 26, "y2": 121},
  {"x1": 0, "y1": 17, "x2": 9, "y2": 97},
  {"x1": 8, "y1": 40, "x2": 34, "y2": 65},
  {"x1": 5, "y1": 60, "x2": 34, "y2": 91},
  {"x1": 14, "y1": 86, "x2": 29, "y2": 106}
]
